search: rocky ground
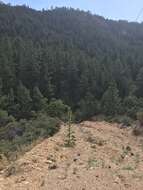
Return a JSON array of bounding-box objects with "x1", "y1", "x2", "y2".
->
[{"x1": 0, "y1": 121, "x2": 143, "y2": 190}]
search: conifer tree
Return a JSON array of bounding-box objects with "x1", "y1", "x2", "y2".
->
[
  {"x1": 136, "y1": 67, "x2": 143, "y2": 97},
  {"x1": 0, "y1": 78, "x2": 2, "y2": 96},
  {"x1": 32, "y1": 86, "x2": 47, "y2": 111},
  {"x1": 17, "y1": 81, "x2": 32, "y2": 118},
  {"x1": 7, "y1": 88, "x2": 18, "y2": 116},
  {"x1": 76, "y1": 92, "x2": 100, "y2": 120},
  {"x1": 101, "y1": 82, "x2": 121, "y2": 116},
  {"x1": 65, "y1": 108, "x2": 76, "y2": 147}
]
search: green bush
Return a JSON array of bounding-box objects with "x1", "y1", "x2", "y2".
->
[
  {"x1": 137, "y1": 112, "x2": 143, "y2": 126},
  {"x1": 0, "y1": 113, "x2": 60, "y2": 157},
  {"x1": 133, "y1": 127, "x2": 143, "y2": 136},
  {"x1": 75, "y1": 93, "x2": 100, "y2": 121},
  {"x1": 132, "y1": 112, "x2": 143, "y2": 137},
  {"x1": 47, "y1": 99, "x2": 69, "y2": 121},
  {"x1": 123, "y1": 96, "x2": 139, "y2": 119},
  {"x1": 101, "y1": 82, "x2": 121, "y2": 116},
  {"x1": 112, "y1": 115, "x2": 132, "y2": 126},
  {"x1": 0, "y1": 110, "x2": 14, "y2": 127}
]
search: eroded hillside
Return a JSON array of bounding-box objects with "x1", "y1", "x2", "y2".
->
[{"x1": 0, "y1": 121, "x2": 143, "y2": 190}]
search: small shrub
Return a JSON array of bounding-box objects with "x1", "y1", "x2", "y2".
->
[
  {"x1": 4, "y1": 165, "x2": 16, "y2": 177},
  {"x1": 88, "y1": 158, "x2": 98, "y2": 168},
  {"x1": 133, "y1": 112, "x2": 143, "y2": 136},
  {"x1": 112, "y1": 115, "x2": 132, "y2": 126},
  {"x1": 137, "y1": 112, "x2": 143, "y2": 126},
  {"x1": 133, "y1": 126, "x2": 143, "y2": 136},
  {"x1": 0, "y1": 110, "x2": 13, "y2": 127},
  {"x1": 86, "y1": 136, "x2": 97, "y2": 144},
  {"x1": 88, "y1": 158, "x2": 104, "y2": 168},
  {"x1": 122, "y1": 166, "x2": 134, "y2": 171}
]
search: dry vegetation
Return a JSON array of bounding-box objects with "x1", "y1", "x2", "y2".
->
[{"x1": 0, "y1": 121, "x2": 143, "y2": 190}]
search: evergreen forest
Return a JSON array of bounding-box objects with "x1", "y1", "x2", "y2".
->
[{"x1": 1, "y1": 3, "x2": 143, "y2": 155}]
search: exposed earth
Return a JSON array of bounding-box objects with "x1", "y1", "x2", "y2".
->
[{"x1": 0, "y1": 121, "x2": 143, "y2": 190}]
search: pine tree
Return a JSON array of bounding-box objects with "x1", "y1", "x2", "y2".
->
[
  {"x1": 76, "y1": 92, "x2": 100, "y2": 120},
  {"x1": 101, "y1": 81, "x2": 121, "y2": 116},
  {"x1": 0, "y1": 78, "x2": 9, "y2": 110},
  {"x1": 32, "y1": 86, "x2": 47, "y2": 111},
  {"x1": 0, "y1": 78, "x2": 2, "y2": 96},
  {"x1": 136, "y1": 67, "x2": 143, "y2": 97},
  {"x1": 7, "y1": 88, "x2": 18, "y2": 116},
  {"x1": 17, "y1": 81, "x2": 32, "y2": 118},
  {"x1": 65, "y1": 109, "x2": 76, "y2": 147},
  {"x1": 123, "y1": 96, "x2": 139, "y2": 118}
]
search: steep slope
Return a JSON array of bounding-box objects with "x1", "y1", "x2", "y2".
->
[
  {"x1": 0, "y1": 122, "x2": 143, "y2": 190},
  {"x1": 1, "y1": 4, "x2": 143, "y2": 53},
  {"x1": 1, "y1": 4, "x2": 143, "y2": 121}
]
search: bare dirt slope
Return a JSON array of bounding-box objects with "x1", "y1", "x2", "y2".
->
[{"x1": 0, "y1": 121, "x2": 143, "y2": 190}]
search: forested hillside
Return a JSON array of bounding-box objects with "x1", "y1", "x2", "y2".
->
[{"x1": 1, "y1": 3, "x2": 143, "y2": 154}]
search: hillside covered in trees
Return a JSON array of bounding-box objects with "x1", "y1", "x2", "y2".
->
[{"x1": 1, "y1": 3, "x2": 143, "y2": 154}]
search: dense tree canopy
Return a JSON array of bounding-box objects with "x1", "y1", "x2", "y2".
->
[{"x1": 1, "y1": 4, "x2": 143, "y2": 121}]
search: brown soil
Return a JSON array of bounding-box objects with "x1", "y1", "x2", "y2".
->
[{"x1": 0, "y1": 121, "x2": 143, "y2": 190}]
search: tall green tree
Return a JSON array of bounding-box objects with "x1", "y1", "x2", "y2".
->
[
  {"x1": 32, "y1": 86, "x2": 48, "y2": 111},
  {"x1": 101, "y1": 82, "x2": 121, "y2": 116},
  {"x1": 136, "y1": 67, "x2": 143, "y2": 97},
  {"x1": 76, "y1": 92, "x2": 100, "y2": 120},
  {"x1": 17, "y1": 81, "x2": 32, "y2": 118}
]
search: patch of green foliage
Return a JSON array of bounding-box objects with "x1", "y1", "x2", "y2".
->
[
  {"x1": 133, "y1": 112, "x2": 143, "y2": 136},
  {"x1": 137, "y1": 112, "x2": 143, "y2": 125},
  {"x1": 0, "y1": 97, "x2": 69, "y2": 159},
  {"x1": 0, "y1": 113, "x2": 60, "y2": 157},
  {"x1": 122, "y1": 166, "x2": 134, "y2": 171},
  {"x1": 110, "y1": 115, "x2": 133, "y2": 126},
  {"x1": 46, "y1": 99, "x2": 70, "y2": 121}
]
